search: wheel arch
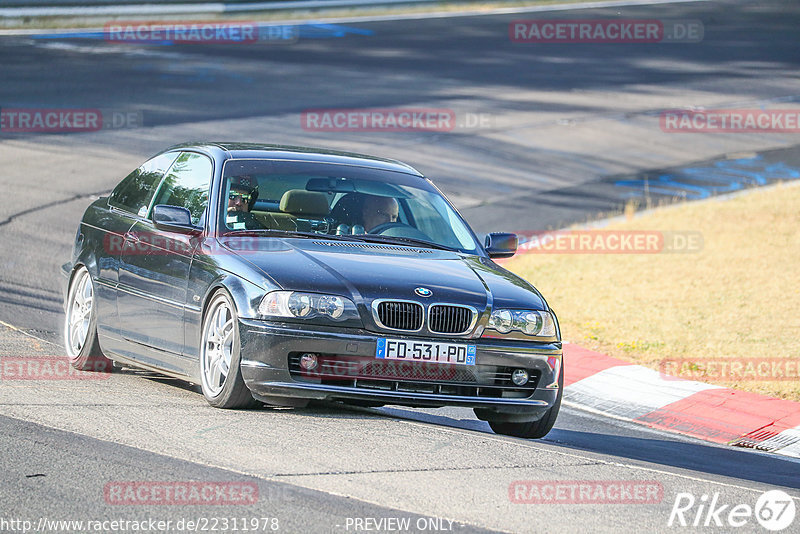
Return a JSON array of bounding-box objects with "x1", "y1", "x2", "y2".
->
[
  {"x1": 71, "y1": 248, "x2": 100, "y2": 283},
  {"x1": 200, "y1": 273, "x2": 263, "y2": 323}
]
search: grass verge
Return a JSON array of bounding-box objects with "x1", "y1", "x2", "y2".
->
[{"x1": 504, "y1": 182, "x2": 800, "y2": 401}]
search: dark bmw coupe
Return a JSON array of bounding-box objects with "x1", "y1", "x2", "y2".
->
[{"x1": 62, "y1": 143, "x2": 563, "y2": 438}]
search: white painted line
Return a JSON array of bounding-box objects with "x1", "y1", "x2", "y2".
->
[
  {"x1": 0, "y1": 2, "x2": 227, "y2": 17},
  {"x1": 227, "y1": 0, "x2": 439, "y2": 13},
  {"x1": 0, "y1": 0, "x2": 442, "y2": 17},
  {"x1": 33, "y1": 40, "x2": 188, "y2": 59},
  {"x1": 565, "y1": 364, "x2": 722, "y2": 420},
  {"x1": 757, "y1": 426, "x2": 800, "y2": 458},
  {"x1": 0, "y1": 319, "x2": 60, "y2": 347},
  {"x1": 0, "y1": 0, "x2": 710, "y2": 33},
  {"x1": 265, "y1": 0, "x2": 711, "y2": 25}
]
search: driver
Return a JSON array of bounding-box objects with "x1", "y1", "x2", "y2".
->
[
  {"x1": 362, "y1": 195, "x2": 399, "y2": 232},
  {"x1": 226, "y1": 175, "x2": 263, "y2": 230}
]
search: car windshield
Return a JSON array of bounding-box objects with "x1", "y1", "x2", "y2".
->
[{"x1": 219, "y1": 159, "x2": 480, "y2": 254}]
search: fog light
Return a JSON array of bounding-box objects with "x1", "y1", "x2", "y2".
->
[
  {"x1": 299, "y1": 353, "x2": 318, "y2": 371},
  {"x1": 511, "y1": 368, "x2": 529, "y2": 386}
]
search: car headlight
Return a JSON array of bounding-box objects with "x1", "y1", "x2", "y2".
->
[
  {"x1": 486, "y1": 309, "x2": 556, "y2": 337},
  {"x1": 258, "y1": 291, "x2": 358, "y2": 322}
]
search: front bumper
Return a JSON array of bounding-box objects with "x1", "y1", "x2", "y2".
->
[{"x1": 238, "y1": 318, "x2": 562, "y2": 416}]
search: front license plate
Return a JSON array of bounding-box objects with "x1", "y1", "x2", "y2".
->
[{"x1": 376, "y1": 338, "x2": 476, "y2": 366}]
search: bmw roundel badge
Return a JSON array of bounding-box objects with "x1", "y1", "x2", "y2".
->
[{"x1": 415, "y1": 287, "x2": 433, "y2": 297}]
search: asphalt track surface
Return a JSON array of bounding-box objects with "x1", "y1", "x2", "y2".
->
[{"x1": 1, "y1": 0, "x2": 799, "y2": 532}]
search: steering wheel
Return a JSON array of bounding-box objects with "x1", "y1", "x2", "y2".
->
[
  {"x1": 369, "y1": 222, "x2": 433, "y2": 242},
  {"x1": 368, "y1": 222, "x2": 411, "y2": 235}
]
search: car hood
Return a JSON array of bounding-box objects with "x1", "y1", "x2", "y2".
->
[{"x1": 221, "y1": 237, "x2": 546, "y2": 313}]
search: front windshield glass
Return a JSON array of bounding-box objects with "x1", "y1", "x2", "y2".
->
[{"x1": 219, "y1": 159, "x2": 480, "y2": 254}]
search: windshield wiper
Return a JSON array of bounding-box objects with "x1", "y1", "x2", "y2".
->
[
  {"x1": 352, "y1": 234, "x2": 459, "y2": 252},
  {"x1": 223, "y1": 229, "x2": 358, "y2": 241},
  {"x1": 223, "y1": 229, "x2": 459, "y2": 251}
]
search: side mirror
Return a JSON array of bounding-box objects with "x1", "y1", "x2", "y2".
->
[
  {"x1": 152, "y1": 205, "x2": 198, "y2": 234},
  {"x1": 485, "y1": 232, "x2": 518, "y2": 259}
]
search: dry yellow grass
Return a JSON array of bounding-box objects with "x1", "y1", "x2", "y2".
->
[{"x1": 505, "y1": 183, "x2": 800, "y2": 400}]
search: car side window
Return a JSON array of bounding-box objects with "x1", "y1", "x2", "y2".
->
[
  {"x1": 108, "y1": 152, "x2": 179, "y2": 216},
  {"x1": 150, "y1": 152, "x2": 213, "y2": 226}
]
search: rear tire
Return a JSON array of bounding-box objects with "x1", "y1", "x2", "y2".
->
[
  {"x1": 200, "y1": 290, "x2": 259, "y2": 409},
  {"x1": 486, "y1": 366, "x2": 563, "y2": 439},
  {"x1": 64, "y1": 266, "x2": 112, "y2": 373}
]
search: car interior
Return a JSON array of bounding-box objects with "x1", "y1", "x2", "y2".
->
[{"x1": 229, "y1": 173, "x2": 411, "y2": 235}]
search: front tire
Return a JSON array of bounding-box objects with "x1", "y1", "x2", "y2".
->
[
  {"x1": 486, "y1": 367, "x2": 563, "y2": 439},
  {"x1": 200, "y1": 290, "x2": 258, "y2": 409},
  {"x1": 64, "y1": 266, "x2": 112, "y2": 373}
]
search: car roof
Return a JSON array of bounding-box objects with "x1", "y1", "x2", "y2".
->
[{"x1": 164, "y1": 142, "x2": 424, "y2": 177}]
